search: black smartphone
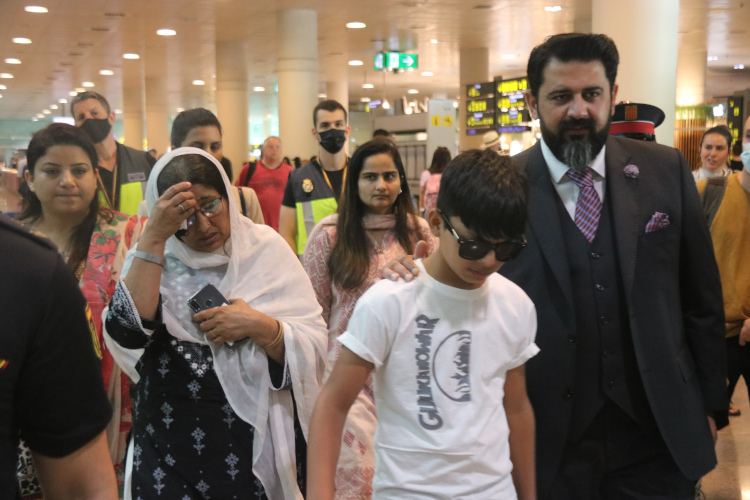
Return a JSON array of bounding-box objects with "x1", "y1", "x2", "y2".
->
[{"x1": 187, "y1": 284, "x2": 229, "y2": 314}]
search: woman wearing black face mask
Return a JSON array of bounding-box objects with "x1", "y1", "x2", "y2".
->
[
  {"x1": 278, "y1": 100, "x2": 351, "y2": 259},
  {"x1": 70, "y1": 91, "x2": 156, "y2": 216}
]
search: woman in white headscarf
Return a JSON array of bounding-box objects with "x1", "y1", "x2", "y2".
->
[{"x1": 103, "y1": 147, "x2": 327, "y2": 500}]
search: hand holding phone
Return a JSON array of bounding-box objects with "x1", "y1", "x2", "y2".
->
[
  {"x1": 188, "y1": 284, "x2": 229, "y2": 314},
  {"x1": 188, "y1": 285, "x2": 236, "y2": 348},
  {"x1": 191, "y1": 292, "x2": 278, "y2": 350}
]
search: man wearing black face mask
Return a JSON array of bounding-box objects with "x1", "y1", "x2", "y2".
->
[
  {"x1": 279, "y1": 99, "x2": 350, "y2": 258},
  {"x1": 71, "y1": 91, "x2": 156, "y2": 215}
]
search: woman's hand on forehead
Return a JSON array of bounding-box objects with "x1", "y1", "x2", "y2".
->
[{"x1": 142, "y1": 182, "x2": 198, "y2": 243}]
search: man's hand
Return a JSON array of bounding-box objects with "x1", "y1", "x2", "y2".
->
[
  {"x1": 381, "y1": 240, "x2": 429, "y2": 281},
  {"x1": 708, "y1": 415, "x2": 718, "y2": 445},
  {"x1": 739, "y1": 318, "x2": 750, "y2": 346},
  {"x1": 33, "y1": 431, "x2": 118, "y2": 500}
]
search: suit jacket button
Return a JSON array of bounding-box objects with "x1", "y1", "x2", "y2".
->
[
  {"x1": 590, "y1": 252, "x2": 601, "y2": 259},
  {"x1": 567, "y1": 333, "x2": 576, "y2": 343},
  {"x1": 599, "y1": 316, "x2": 608, "y2": 325},
  {"x1": 607, "y1": 381, "x2": 615, "y2": 390},
  {"x1": 595, "y1": 284, "x2": 605, "y2": 291},
  {"x1": 565, "y1": 389, "x2": 574, "y2": 399}
]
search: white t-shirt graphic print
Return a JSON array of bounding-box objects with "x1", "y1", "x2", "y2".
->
[{"x1": 338, "y1": 260, "x2": 539, "y2": 499}]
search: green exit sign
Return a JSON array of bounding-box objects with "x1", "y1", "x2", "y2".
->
[{"x1": 374, "y1": 52, "x2": 418, "y2": 71}]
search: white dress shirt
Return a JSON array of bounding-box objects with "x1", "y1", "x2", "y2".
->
[{"x1": 540, "y1": 138, "x2": 607, "y2": 221}]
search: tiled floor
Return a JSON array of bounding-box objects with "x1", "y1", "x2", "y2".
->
[{"x1": 700, "y1": 377, "x2": 750, "y2": 499}]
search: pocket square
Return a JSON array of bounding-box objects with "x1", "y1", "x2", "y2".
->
[{"x1": 645, "y1": 212, "x2": 670, "y2": 233}]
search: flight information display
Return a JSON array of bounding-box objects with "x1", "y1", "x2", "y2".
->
[
  {"x1": 494, "y1": 77, "x2": 531, "y2": 128},
  {"x1": 465, "y1": 82, "x2": 495, "y2": 135}
]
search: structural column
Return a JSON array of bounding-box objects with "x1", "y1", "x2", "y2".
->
[
  {"x1": 217, "y1": 41, "x2": 249, "y2": 175},
  {"x1": 459, "y1": 48, "x2": 489, "y2": 152},
  {"x1": 327, "y1": 81, "x2": 348, "y2": 114},
  {"x1": 278, "y1": 9, "x2": 319, "y2": 159},
  {"x1": 676, "y1": 34, "x2": 707, "y2": 106},
  {"x1": 592, "y1": 0, "x2": 679, "y2": 146},
  {"x1": 326, "y1": 53, "x2": 349, "y2": 114},
  {"x1": 145, "y1": 76, "x2": 170, "y2": 155},
  {"x1": 121, "y1": 59, "x2": 145, "y2": 150}
]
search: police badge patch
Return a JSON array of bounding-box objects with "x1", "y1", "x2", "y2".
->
[{"x1": 302, "y1": 178, "x2": 314, "y2": 193}]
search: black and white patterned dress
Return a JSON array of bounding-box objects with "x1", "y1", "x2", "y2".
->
[{"x1": 106, "y1": 285, "x2": 307, "y2": 500}]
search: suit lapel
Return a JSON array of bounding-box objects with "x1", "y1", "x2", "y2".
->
[
  {"x1": 525, "y1": 144, "x2": 574, "y2": 311},
  {"x1": 605, "y1": 137, "x2": 640, "y2": 301}
]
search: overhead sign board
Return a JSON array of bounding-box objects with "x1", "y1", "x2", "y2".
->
[
  {"x1": 374, "y1": 52, "x2": 419, "y2": 71},
  {"x1": 465, "y1": 82, "x2": 496, "y2": 135},
  {"x1": 728, "y1": 96, "x2": 744, "y2": 144},
  {"x1": 494, "y1": 76, "x2": 530, "y2": 128},
  {"x1": 466, "y1": 82, "x2": 494, "y2": 99}
]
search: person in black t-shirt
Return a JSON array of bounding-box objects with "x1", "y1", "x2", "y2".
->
[{"x1": 0, "y1": 214, "x2": 115, "y2": 499}]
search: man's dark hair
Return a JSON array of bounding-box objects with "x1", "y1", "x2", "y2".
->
[
  {"x1": 373, "y1": 129, "x2": 389, "y2": 138},
  {"x1": 527, "y1": 33, "x2": 619, "y2": 99},
  {"x1": 70, "y1": 91, "x2": 111, "y2": 115},
  {"x1": 313, "y1": 100, "x2": 348, "y2": 127},
  {"x1": 437, "y1": 149, "x2": 528, "y2": 242},
  {"x1": 171, "y1": 108, "x2": 222, "y2": 148},
  {"x1": 700, "y1": 125, "x2": 732, "y2": 149}
]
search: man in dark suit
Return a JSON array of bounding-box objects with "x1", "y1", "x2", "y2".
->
[{"x1": 500, "y1": 33, "x2": 726, "y2": 499}]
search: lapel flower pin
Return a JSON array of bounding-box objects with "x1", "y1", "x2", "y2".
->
[{"x1": 623, "y1": 164, "x2": 639, "y2": 179}]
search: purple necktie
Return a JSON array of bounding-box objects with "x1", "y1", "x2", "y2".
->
[{"x1": 566, "y1": 169, "x2": 602, "y2": 243}]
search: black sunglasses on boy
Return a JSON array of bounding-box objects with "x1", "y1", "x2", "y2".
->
[{"x1": 439, "y1": 210, "x2": 527, "y2": 262}]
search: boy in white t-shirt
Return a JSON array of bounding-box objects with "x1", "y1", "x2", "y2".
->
[{"x1": 307, "y1": 149, "x2": 539, "y2": 500}]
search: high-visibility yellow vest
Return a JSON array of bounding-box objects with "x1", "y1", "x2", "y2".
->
[
  {"x1": 99, "y1": 181, "x2": 145, "y2": 216},
  {"x1": 289, "y1": 161, "x2": 340, "y2": 255},
  {"x1": 98, "y1": 142, "x2": 153, "y2": 215}
]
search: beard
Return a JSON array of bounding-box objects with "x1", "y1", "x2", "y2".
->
[{"x1": 540, "y1": 115, "x2": 611, "y2": 175}]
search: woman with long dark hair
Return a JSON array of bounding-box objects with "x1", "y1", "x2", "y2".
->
[
  {"x1": 103, "y1": 148, "x2": 327, "y2": 499},
  {"x1": 419, "y1": 146, "x2": 452, "y2": 213},
  {"x1": 17, "y1": 123, "x2": 145, "y2": 497},
  {"x1": 303, "y1": 140, "x2": 436, "y2": 497}
]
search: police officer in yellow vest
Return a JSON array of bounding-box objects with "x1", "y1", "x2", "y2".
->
[
  {"x1": 279, "y1": 100, "x2": 350, "y2": 259},
  {"x1": 71, "y1": 91, "x2": 155, "y2": 216}
]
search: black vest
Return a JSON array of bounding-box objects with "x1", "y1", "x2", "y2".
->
[{"x1": 557, "y1": 191, "x2": 653, "y2": 441}]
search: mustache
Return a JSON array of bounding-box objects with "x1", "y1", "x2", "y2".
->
[{"x1": 558, "y1": 118, "x2": 596, "y2": 134}]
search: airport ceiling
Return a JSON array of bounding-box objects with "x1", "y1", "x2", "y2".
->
[{"x1": 1, "y1": 0, "x2": 749, "y2": 122}]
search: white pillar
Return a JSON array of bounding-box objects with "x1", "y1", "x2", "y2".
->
[
  {"x1": 278, "y1": 9, "x2": 319, "y2": 159},
  {"x1": 593, "y1": 0, "x2": 679, "y2": 146},
  {"x1": 676, "y1": 35, "x2": 707, "y2": 106},
  {"x1": 459, "y1": 48, "x2": 489, "y2": 152},
  {"x1": 216, "y1": 41, "x2": 249, "y2": 175},
  {"x1": 326, "y1": 52, "x2": 349, "y2": 114},
  {"x1": 145, "y1": 77, "x2": 170, "y2": 155},
  {"x1": 122, "y1": 85, "x2": 145, "y2": 150},
  {"x1": 327, "y1": 81, "x2": 348, "y2": 115}
]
